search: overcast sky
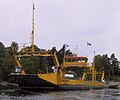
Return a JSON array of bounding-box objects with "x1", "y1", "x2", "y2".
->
[{"x1": 0, "y1": 0, "x2": 120, "y2": 61}]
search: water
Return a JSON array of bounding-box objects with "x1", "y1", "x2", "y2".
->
[{"x1": 0, "y1": 88, "x2": 120, "y2": 100}]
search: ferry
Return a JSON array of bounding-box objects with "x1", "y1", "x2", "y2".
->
[{"x1": 9, "y1": 2, "x2": 105, "y2": 90}]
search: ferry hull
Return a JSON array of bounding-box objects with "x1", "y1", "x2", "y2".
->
[{"x1": 9, "y1": 74, "x2": 104, "y2": 90}]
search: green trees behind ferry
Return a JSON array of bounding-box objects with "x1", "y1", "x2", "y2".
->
[
  {"x1": 0, "y1": 42, "x2": 14, "y2": 81},
  {"x1": 0, "y1": 41, "x2": 120, "y2": 81},
  {"x1": 95, "y1": 54, "x2": 120, "y2": 80}
]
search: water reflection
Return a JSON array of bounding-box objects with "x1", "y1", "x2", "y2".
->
[{"x1": 0, "y1": 88, "x2": 120, "y2": 100}]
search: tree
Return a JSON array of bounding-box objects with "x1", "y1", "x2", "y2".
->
[
  {"x1": 58, "y1": 44, "x2": 72, "y2": 65},
  {"x1": 94, "y1": 53, "x2": 120, "y2": 80},
  {"x1": 0, "y1": 42, "x2": 5, "y2": 57},
  {"x1": 11, "y1": 42, "x2": 18, "y2": 54},
  {"x1": 110, "y1": 53, "x2": 120, "y2": 77},
  {"x1": 66, "y1": 49, "x2": 72, "y2": 56},
  {"x1": 94, "y1": 54, "x2": 110, "y2": 80},
  {"x1": 0, "y1": 42, "x2": 5, "y2": 80}
]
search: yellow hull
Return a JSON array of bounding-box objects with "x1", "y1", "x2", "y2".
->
[
  {"x1": 37, "y1": 73, "x2": 105, "y2": 90},
  {"x1": 59, "y1": 80, "x2": 105, "y2": 90}
]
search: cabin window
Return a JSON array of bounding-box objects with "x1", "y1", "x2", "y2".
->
[
  {"x1": 81, "y1": 59, "x2": 87, "y2": 62},
  {"x1": 78, "y1": 59, "x2": 81, "y2": 62},
  {"x1": 15, "y1": 66, "x2": 21, "y2": 73}
]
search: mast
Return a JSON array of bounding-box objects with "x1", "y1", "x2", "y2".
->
[
  {"x1": 31, "y1": 1, "x2": 35, "y2": 54},
  {"x1": 92, "y1": 53, "x2": 96, "y2": 81}
]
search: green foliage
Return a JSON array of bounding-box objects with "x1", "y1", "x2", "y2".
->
[
  {"x1": 109, "y1": 53, "x2": 120, "y2": 77},
  {"x1": 11, "y1": 42, "x2": 18, "y2": 54},
  {"x1": 21, "y1": 56, "x2": 38, "y2": 74},
  {"x1": 57, "y1": 44, "x2": 72, "y2": 65},
  {"x1": 0, "y1": 42, "x2": 15, "y2": 81},
  {"x1": 21, "y1": 56, "x2": 55, "y2": 74},
  {"x1": 94, "y1": 53, "x2": 120, "y2": 80}
]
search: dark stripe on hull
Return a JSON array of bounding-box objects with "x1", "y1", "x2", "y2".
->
[
  {"x1": 59, "y1": 84, "x2": 104, "y2": 90},
  {"x1": 9, "y1": 74, "x2": 57, "y2": 89}
]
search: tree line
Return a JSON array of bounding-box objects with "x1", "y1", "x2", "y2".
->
[{"x1": 0, "y1": 41, "x2": 120, "y2": 81}]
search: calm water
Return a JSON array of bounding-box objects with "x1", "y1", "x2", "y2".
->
[{"x1": 0, "y1": 88, "x2": 120, "y2": 100}]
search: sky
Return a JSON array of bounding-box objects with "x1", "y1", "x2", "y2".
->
[{"x1": 0, "y1": 0, "x2": 120, "y2": 62}]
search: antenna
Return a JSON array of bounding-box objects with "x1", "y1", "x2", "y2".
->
[
  {"x1": 75, "y1": 45, "x2": 78, "y2": 56},
  {"x1": 31, "y1": 1, "x2": 35, "y2": 54}
]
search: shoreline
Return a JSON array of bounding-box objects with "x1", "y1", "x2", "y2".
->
[
  {"x1": 0, "y1": 81, "x2": 120, "y2": 90},
  {"x1": 0, "y1": 81, "x2": 19, "y2": 90}
]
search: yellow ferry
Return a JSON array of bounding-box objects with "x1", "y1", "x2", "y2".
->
[{"x1": 9, "y1": 2, "x2": 105, "y2": 90}]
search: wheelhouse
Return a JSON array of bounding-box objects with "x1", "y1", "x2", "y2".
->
[{"x1": 63, "y1": 56, "x2": 88, "y2": 67}]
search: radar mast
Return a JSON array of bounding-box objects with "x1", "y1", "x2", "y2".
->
[{"x1": 31, "y1": 1, "x2": 35, "y2": 54}]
